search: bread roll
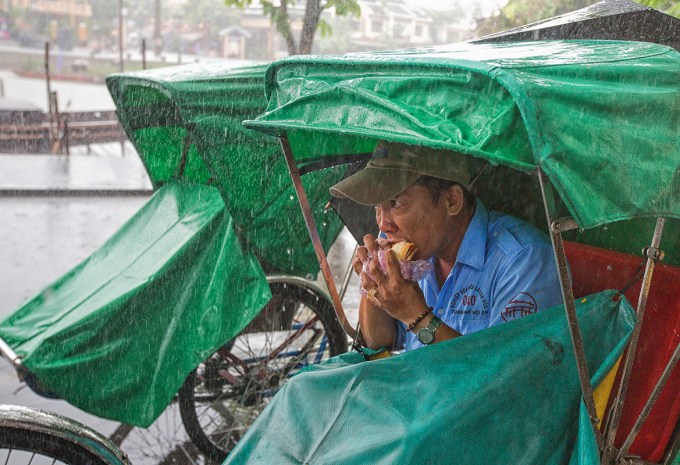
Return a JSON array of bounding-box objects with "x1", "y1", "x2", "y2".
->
[{"x1": 391, "y1": 241, "x2": 417, "y2": 261}]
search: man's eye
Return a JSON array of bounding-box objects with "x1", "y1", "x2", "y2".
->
[{"x1": 390, "y1": 200, "x2": 402, "y2": 208}]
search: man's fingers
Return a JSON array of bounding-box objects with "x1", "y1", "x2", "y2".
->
[
  {"x1": 363, "y1": 234, "x2": 379, "y2": 258},
  {"x1": 376, "y1": 237, "x2": 391, "y2": 250},
  {"x1": 352, "y1": 256, "x2": 363, "y2": 276},
  {"x1": 360, "y1": 271, "x2": 376, "y2": 292},
  {"x1": 369, "y1": 257, "x2": 387, "y2": 285},
  {"x1": 384, "y1": 249, "x2": 405, "y2": 283},
  {"x1": 352, "y1": 246, "x2": 369, "y2": 276}
]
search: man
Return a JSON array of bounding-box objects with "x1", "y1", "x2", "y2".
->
[{"x1": 330, "y1": 140, "x2": 563, "y2": 352}]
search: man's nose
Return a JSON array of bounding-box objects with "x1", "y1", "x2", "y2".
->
[{"x1": 377, "y1": 208, "x2": 397, "y2": 233}]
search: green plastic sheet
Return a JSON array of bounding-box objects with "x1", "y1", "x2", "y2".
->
[
  {"x1": 0, "y1": 182, "x2": 271, "y2": 427},
  {"x1": 106, "y1": 63, "x2": 344, "y2": 276},
  {"x1": 225, "y1": 291, "x2": 635, "y2": 464},
  {"x1": 245, "y1": 40, "x2": 680, "y2": 230}
]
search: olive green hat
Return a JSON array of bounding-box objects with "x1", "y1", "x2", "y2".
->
[{"x1": 330, "y1": 141, "x2": 470, "y2": 206}]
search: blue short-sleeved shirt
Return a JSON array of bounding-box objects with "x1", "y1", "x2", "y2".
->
[{"x1": 390, "y1": 200, "x2": 563, "y2": 351}]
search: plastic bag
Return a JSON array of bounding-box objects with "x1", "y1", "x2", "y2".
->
[{"x1": 360, "y1": 248, "x2": 434, "y2": 294}]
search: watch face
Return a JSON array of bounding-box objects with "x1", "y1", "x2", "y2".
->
[{"x1": 417, "y1": 327, "x2": 435, "y2": 345}]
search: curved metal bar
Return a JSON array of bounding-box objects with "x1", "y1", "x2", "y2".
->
[
  {"x1": 538, "y1": 169, "x2": 602, "y2": 447},
  {"x1": 278, "y1": 134, "x2": 357, "y2": 340},
  {"x1": 608, "y1": 217, "x2": 666, "y2": 462},
  {"x1": 0, "y1": 404, "x2": 131, "y2": 464},
  {"x1": 0, "y1": 336, "x2": 21, "y2": 369},
  {"x1": 266, "y1": 275, "x2": 335, "y2": 301},
  {"x1": 617, "y1": 337, "x2": 680, "y2": 460}
]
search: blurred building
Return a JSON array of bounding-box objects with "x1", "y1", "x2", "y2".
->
[
  {"x1": 351, "y1": 0, "x2": 433, "y2": 47},
  {"x1": 6, "y1": 0, "x2": 92, "y2": 27},
  {"x1": 238, "y1": 0, "x2": 472, "y2": 60},
  {"x1": 241, "y1": 0, "x2": 306, "y2": 60}
]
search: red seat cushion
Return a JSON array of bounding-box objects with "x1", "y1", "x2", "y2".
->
[{"x1": 564, "y1": 241, "x2": 680, "y2": 461}]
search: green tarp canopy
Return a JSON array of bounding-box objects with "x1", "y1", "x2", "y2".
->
[
  {"x1": 224, "y1": 291, "x2": 636, "y2": 464},
  {"x1": 244, "y1": 40, "x2": 680, "y2": 267},
  {"x1": 106, "y1": 62, "x2": 344, "y2": 276},
  {"x1": 0, "y1": 63, "x2": 346, "y2": 427},
  {"x1": 0, "y1": 182, "x2": 271, "y2": 427}
]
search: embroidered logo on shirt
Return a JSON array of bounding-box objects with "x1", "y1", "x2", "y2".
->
[
  {"x1": 450, "y1": 284, "x2": 490, "y2": 317},
  {"x1": 501, "y1": 292, "x2": 537, "y2": 322}
]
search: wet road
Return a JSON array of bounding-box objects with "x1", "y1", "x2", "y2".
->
[{"x1": 0, "y1": 151, "x2": 361, "y2": 464}]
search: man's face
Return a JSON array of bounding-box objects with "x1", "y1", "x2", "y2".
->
[{"x1": 374, "y1": 184, "x2": 452, "y2": 260}]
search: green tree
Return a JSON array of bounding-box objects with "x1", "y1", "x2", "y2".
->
[
  {"x1": 475, "y1": 0, "x2": 600, "y2": 36},
  {"x1": 225, "y1": 0, "x2": 361, "y2": 55},
  {"x1": 637, "y1": 0, "x2": 680, "y2": 17},
  {"x1": 476, "y1": 0, "x2": 680, "y2": 36}
]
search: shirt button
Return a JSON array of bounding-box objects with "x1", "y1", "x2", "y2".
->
[{"x1": 437, "y1": 308, "x2": 444, "y2": 315}]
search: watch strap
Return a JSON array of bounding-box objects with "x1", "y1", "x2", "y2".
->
[{"x1": 427, "y1": 315, "x2": 442, "y2": 332}]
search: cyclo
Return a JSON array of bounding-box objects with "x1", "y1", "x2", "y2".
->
[
  {"x1": 221, "y1": 39, "x2": 680, "y2": 464},
  {"x1": 0, "y1": 62, "x2": 350, "y2": 464}
]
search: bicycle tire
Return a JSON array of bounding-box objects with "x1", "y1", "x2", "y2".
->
[
  {"x1": 113, "y1": 401, "x2": 211, "y2": 465},
  {"x1": 0, "y1": 405, "x2": 130, "y2": 465},
  {"x1": 179, "y1": 280, "x2": 348, "y2": 462}
]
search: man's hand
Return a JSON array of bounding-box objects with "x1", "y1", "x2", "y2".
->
[
  {"x1": 362, "y1": 248, "x2": 429, "y2": 325},
  {"x1": 352, "y1": 234, "x2": 390, "y2": 279}
]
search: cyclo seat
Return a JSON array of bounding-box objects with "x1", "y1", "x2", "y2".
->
[{"x1": 564, "y1": 241, "x2": 680, "y2": 462}]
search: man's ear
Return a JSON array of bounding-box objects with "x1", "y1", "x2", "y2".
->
[{"x1": 444, "y1": 185, "x2": 465, "y2": 216}]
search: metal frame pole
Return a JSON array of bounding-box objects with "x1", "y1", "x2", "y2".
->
[
  {"x1": 118, "y1": 0, "x2": 124, "y2": 73},
  {"x1": 45, "y1": 42, "x2": 54, "y2": 149},
  {"x1": 278, "y1": 133, "x2": 357, "y2": 340},
  {"x1": 662, "y1": 416, "x2": 680, "y2": 464},
  {"x1": 617, "y1": 338, "x2": 680, "y2": 460},
  {"x1": 602, "y1": 217, "x2": 666, "y2": 463},
  {"x1": 0, "y1": 336, "x2": 21, "y2": 368},
  {"x1": 538, "y1": 169, "x2": 603, "y2": 445}
]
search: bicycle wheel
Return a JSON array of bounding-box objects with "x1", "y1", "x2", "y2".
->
[
  {"x1": 179, "y1": 280, "x2": 348, "y2": 461},
  {"x1": 0, "y1": 405, "x2": 130, "y2": 465},
  {"x1": 113, "y1": 400, "x2": 215, "y2": 465}
]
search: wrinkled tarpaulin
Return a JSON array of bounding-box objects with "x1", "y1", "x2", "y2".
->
[
  {"x1": 0, "y1": 183, "x2": 271, "y2": 426},
  {"x1": 225, "y1": 291, "x2": 635, "y2": 464},
  {"x1": 245, "y1": 40, "x2": 680, "y2": 267},
  {"x1": 0, "y1": 63, "x2": 345, "y2": 426},
  {"x1": 106, "y1": 62, "x2": 345, "y2": 276}
]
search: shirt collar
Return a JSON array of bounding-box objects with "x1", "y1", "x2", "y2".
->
[{"x1": 455, "y1": 199, "x2": 488, "y2": 272}]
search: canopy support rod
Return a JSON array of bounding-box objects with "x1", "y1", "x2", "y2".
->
[
  {"x1": 602, "y1": 217, "x2": 665, "y2": 464},
  {"x1": 617, "y1": 336, "x2": 680, "y2": 461},
  {"x1": 661, "y1": 413, "x2": 680, "y2": 464},
  {"x1": 0, "y1": 335, "x2": 21, "y2": 368},
  {"x1": 538, "y1": 169, "x2": 602, "y2": 446},
  {"x1": 278, "y1": 133, "x2": 357, "y2": 340}
]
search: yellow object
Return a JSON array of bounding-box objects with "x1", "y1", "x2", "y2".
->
[
  {"x1": 593, "y1": 355, "x2": 623, "y2": 427},
  {"x1": 369, "y1": 349, "x2": 392, "y2": 361}
]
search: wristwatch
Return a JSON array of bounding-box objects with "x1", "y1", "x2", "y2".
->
[{"x1": 416, "y1": 315, "x2": 442, "y2": 345}]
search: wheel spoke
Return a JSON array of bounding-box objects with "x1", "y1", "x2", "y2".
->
[{"x1": 177, "y1": 282, "x2": 347, "y2": 461}]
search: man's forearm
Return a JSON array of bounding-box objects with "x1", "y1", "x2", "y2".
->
[{"x1": 359, "y1": 295, "x2": 399, "y2": 351}]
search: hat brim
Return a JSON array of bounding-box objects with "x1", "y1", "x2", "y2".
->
[{"x1": 329, "y1": 167, "x2": 421, "y2": 206}]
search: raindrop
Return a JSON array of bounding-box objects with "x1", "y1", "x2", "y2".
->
[
  {"x1": 607, "y1": 265, "x2": 612, "y2": 271},
  {"x1": 603, "y1": 226, "x2": 608, "y2": 231},
  {"x1": 287, "y1": 248, "x2": 291, "y2": 255},
  {"x1": 289, "y1": 195, "x2": 294, "y2": 200},
  {"x1": 306, "y1": 273, "x2": 314, "y2": 280},
  {"x1": 322, "y1": 222, "x2": 327, "y2": 227},
  {"x1": 579, "y1": 229, "x2": 584, "y2": 233}
]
